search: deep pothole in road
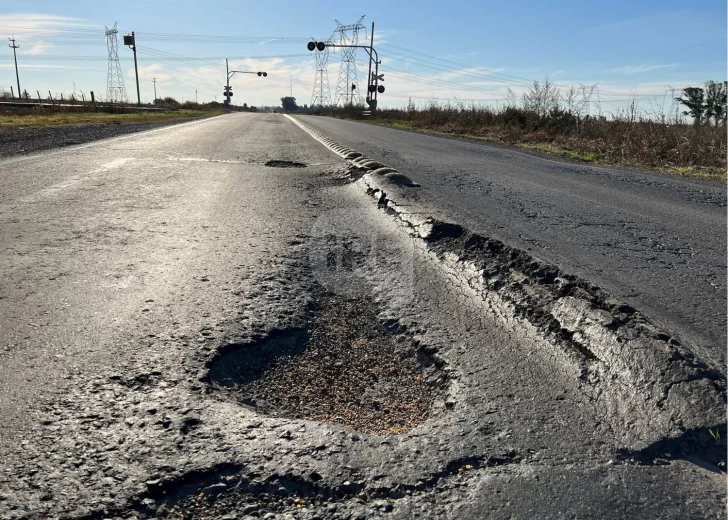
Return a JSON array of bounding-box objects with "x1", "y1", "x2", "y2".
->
[
  {"x1": 207, "y1": 291, "x2": 449, "y2": 434},
  {"x1": 265, "y1": 160, "x2": 307, "y2": 168}
]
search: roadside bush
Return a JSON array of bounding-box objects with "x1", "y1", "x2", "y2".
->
[
  {"x1": 321, "y1": 83, "x2": 727, "y2": 171},
  {"x1": 154, "y1": 97, "x2": 181, "y2": 108}
]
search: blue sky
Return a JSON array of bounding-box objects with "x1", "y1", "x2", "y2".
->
[{"x1": 1, "y1": 0, "x2": 726, "y2": 111}]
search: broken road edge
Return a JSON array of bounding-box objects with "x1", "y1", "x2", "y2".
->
[{"x1": 286, "y1": 114, "x2": 727, "y2": 469}]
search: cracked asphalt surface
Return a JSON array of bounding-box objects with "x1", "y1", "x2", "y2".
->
[
  {"x1": 0, "y1": 113, "x2": 724, "y2": 519},
  {"x1": 297, "y1": 116, "x2": 727, "y2": 369}
]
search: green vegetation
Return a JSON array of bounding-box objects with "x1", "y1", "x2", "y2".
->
[
  {"x1": 322, "y1": 79, "x2": 727, "y2": 180},
  {"x1": 0, "y1": 108, "x2": 221, "y2": 128},
  {"x1": 675, "y1": 81, "x2": 727, "y2": 125}
]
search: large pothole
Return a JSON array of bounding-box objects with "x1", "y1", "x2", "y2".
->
[{"x1": 208, "y1": 291, "x2": 448, "y2": 434}]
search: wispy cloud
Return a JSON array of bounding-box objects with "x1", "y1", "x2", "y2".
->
[
  {"x1": 610, "y1": 64, "x2": 677, "y2": 74},
  {"x1": 0, "y1": 13, "x2": 93, "y2": 36},
  {"x1": 0, "y1": 63, "x2": 84, "y2": 70},
  {"x1": 24, "y1": 40, "x2": 52, "y2": 55}
]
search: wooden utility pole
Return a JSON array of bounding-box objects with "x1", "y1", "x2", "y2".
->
[{"x1": 8, "y1": 38, "x2": 20, "y2": 99}]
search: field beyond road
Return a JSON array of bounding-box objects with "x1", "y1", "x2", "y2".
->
[
  {"x1": 0, "y1": 108, "x2": 223, "y2": 158},
  {"x1": 0, "y1": 108, "x2": 221, "y2": 128},
  {"x1": 323, "y1": 97, "x2": 727, "y2": 180}
]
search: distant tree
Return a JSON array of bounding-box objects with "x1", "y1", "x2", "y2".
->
[
  {"x1": 704, "y1": 80, "x2": 727, "y2": 126},
  {"x1": 522, "y1": 79, "x2": 560, "y2": 117},
  {"x1": 280, "y1": 96, "x2": 298, "y2": 111},
  {"x1": 504, "y1": 88, "x2": 518, "y2": 108},
  {"x1": 676, "y1": 87, "x2": 706, "y2": 125}
]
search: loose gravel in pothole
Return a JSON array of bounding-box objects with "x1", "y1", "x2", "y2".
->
[{"x1": 209, "y1": 292, "x2": 447, "y2": 434}]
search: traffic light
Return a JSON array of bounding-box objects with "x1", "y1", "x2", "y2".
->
[
  {"x1": 224, "y1": 85, "x2": 233, "y2": 97},
  {"x1": 377, "y1": 85, "x2": 385, "y2": 94},
  {"x1": 257, "y1": 71, "x2": 268, "y2": 77},
  {"x1": 307, "y1": 41, "x2": 326, "y2": 52}
]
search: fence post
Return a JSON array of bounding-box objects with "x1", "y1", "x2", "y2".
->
[
  {"x1": 10, "y1": 86, "x2": 14, "y2": 101},
  {"x1": 49, "y1": 91, "x2": 53, "y2": 106},
  {"x1": 90, "y1": 91, "x2": 95, "y2": 104},
  {"x1": 37, "y1": 90, "x2": 41, "y2": 103}
]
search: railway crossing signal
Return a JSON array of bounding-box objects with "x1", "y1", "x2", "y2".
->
[
  {"x1": 224, "y1": 58, "x2": 267, "y2": 106},
  {"x1": 307, "y1": 35, "x2": 384, "y2": 109}
]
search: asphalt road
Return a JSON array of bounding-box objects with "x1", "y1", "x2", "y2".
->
[
  {"x1": 299, "y1": 116, "x2": 727, "y2": 369},
  {"x1": 0, "y1": 113, "x2": 723, "y2": 519}
]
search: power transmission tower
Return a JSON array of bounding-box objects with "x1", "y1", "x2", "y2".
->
[
  {"x1": 333, "y1": 16, "x2": 365, "y2": 106},
  {"x1": 8, "y1": 38, "x2": 20, "y2": 99},
  {"x1": 105, "y1": 23, "x2": 127, "y2": 104},
  {"x1": 311, "y1": 33, "x2": 333, "y2": 107}
]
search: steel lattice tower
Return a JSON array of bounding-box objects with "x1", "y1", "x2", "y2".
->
[
  {"x1": 333, "y1": 16, "x2": 365, "y2": 106},
  {"x1": 311, "y1": 34, "x2": 333, "y2": 107},
  {"x1": 105, "y1": 23, "x2": 127, "y2": 104}
]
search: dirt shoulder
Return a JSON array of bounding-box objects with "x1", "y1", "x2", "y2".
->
[{"x1": 0, "y1": 110, "x2": 222, "y2": 158}]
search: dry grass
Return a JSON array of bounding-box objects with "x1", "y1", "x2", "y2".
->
[
  {"x1": 326, "y1": 103, "x2": 727, "y2": 179},
  {"x1": 0, "y1": 109, "x2": 221, "y2": 128}
]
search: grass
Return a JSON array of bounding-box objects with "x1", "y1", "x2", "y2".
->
[
  {"x1": 327, "y1": 106, "x2": 726, "y2": 181},
  {"x1": 519, "y1": 142, "x2": 599, "y2": 163},
  {"x1": 0, "y1": 109, "x2": 222, "y2": 128}
]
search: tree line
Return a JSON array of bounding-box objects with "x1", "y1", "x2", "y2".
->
[{"x1": 675, "y1": 81, "x2": 726, "y2": 125}]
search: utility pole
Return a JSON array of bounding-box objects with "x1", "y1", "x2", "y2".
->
[
  {"x1": 8, "y1": 38, "x2": 20, "y2": 100},
  {"x1": 124, "y1": 32, "x2": 141, "y2": 105},
  {"x1": 290, "y1": 75, "x2": 293, "y2": 97},
  {"x1": 195, "y1": 89, "x2": 198, "y2": 103},
  {"x1": 105, "y1": 23, "x2": 127, "y2": 104},
  {"x1": 333, "y1": 16, "x2": 365, "y2": 106},
  {"x1": 153, "y1": 77, "x2": 157, "y2": 100}
]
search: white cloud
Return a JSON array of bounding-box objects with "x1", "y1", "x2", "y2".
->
[
  {"x1": 0, "y1": 63, "x2": 83, "y2": 70},
  {"x1": 24, "y1": 40, "x2": 52, "y2": 55},
  {"x1": 610, "y1": 64, "x2": 677, "y2": 74},
  {"x1": 0, "y1": 13, "x2": 93, "y2": 37}
]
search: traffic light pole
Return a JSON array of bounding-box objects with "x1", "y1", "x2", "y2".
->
[
  {"x1": 131, "y1": 32, "x2": 140, "y2": 106},
  {"x1": 225, "y1": 60, "x2": 267, "y2": 106},
  {"x1": 367, "y1": 22, "x2": 375, "y2": 108},
  {"x1": 124, "y1": 32, "x2": 141, "y2": 105},
  {"x1": 308, "y1": 40, "x2": 382, "y2": 110},
  {"x1": 226, "y1": 59, "x2": 230, "y2": 105}
]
